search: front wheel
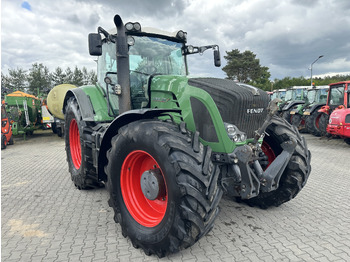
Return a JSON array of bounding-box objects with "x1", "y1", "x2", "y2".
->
[
  {"x1": 64, "y1": 97, "x2": 102, "y2": 189},
  {"x1": 8, "y1": 135, "x2": 14, "y2": 145},
  {"x1": 106, "y1": 120, "x2": 222, "y2": 257},
  {"x1": 244, "y1": 115, "x2": 311, "y2": 209},
  {"x1": 1, "y1": 134, "x2": 7, "y2": 150}
]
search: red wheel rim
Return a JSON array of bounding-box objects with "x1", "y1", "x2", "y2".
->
[
  {"x1": 261, "y1": 141, "x2": 276, "y2": 169},
  {"x1": 121, "y1": 150, "x2": 168, "y2": 227},
  {"x1": 69, "y1": 119, "x2": 81, "y2": 169}
]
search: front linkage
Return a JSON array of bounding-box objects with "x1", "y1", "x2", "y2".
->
[{"x1": 214, "y1": 99, "x2": 311, "y2": 206}]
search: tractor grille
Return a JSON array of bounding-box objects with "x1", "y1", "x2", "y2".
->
[{"x1": 188, "y1": 78, "x2": 269, "y2": 139}]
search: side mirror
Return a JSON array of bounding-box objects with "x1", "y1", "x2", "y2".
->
[
  {"x1": 88, "y1": 33, "x2": 102, "y2": 56},
  {"x1": 214, "y1": 49, "x2": 221, "y2": 67}
]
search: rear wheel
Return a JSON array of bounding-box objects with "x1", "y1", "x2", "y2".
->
[
  {"x1": 106, "y1": 120, "x2": 222, "y2": 257},
  {"x1": 65, "y1": 97, "x2": 102, "y2": 189},
  {"x1": 1, "y1": 134, "x2": 7, "y2": 150},
  {"x1": 306, "y1": 111, "x2": 323, "y2": 136},
  {"x1": 318, "y1": 113, "x2": 329, "y2": 136},
  {"x1": 244, "y1": 115, "x2": 311, "y2": 209}
]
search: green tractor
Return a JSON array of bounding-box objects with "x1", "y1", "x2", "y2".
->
[
  {"x1": 301, "y1": 86, "x2": 329, "y2": 136},
  {"x1": 289, "y1": 86, "x2": 328, "y2": 132},
  {"x1": 53, "y1": 15, "x2": 311, "y2": 257},
  {"x1": 270, "y1": 88, "x2": 286, "y2": 101},
  {"x1": 280, "y1": 86, "x2": 308, "y2": 123}
]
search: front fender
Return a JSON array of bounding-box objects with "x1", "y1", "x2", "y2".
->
[
  {"x1": 318, "y1": 105, "x2": 330, "y2": 114},
  {"x1": 97, "y1": 108, "x2": 181, "y2": 181},
  {"x1": 63, "y1": 85, "x2": 115, "y2": 122}
]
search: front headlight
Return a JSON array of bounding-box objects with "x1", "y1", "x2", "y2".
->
[{"x1": 224, "y1": 123, "x2": 247, "y2": 142}]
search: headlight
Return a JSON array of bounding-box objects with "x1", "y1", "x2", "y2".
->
[
  {"x1": 224, "y1": 123, "x2": 247, "y2": 142},
  {"x1": 127, "y1": 36, "x2": 135, "y2": 46},
  {"x1": 226, "y1": 124, "x2": 236, "y2": 136}
]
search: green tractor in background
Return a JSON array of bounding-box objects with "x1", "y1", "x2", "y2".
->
[
  {"x1": 48, "y1": 15, "x2": 311, "y2": 257},
  {"x1": 297, "y1": 86, "x2": 329, "y2": 136},
  {"x1": 270, "y1": 88, "x2": 286, "y2": 101},
  {"x1": 280, "y1": 86, "x2": 309, "y2": 123},
  {"x1": 289, "y1": 86, "x2": 328, "y2": 133}
]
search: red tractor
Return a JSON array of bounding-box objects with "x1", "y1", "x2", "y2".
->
[
  {"x1": 1, "y1": 104, "x2": 14, "y2": 149},
  {"x1": 327, "y1": 108, "x2": 350, "y2": 145},
  {"x1": 318, "y1": 80, "x2": 350, "y2": 136}
]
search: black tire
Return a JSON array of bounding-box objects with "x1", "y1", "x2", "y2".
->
[
  {"x1": 64, "y1": 97, "x2": 103, "y2": 189},
  {"x1": 1, "y1": 134, "x2": 7, "y2": 150},
  {"x1": 52, "y1": 122, "x2": 57, "y2": 134},
  {"x1": 305, "y1": 111, "x2": 323, "y2": 136},
  {"x1": 281, "y1": 109, "x2": 293, "y2": 124},
  {"x1": 56, "y1": 127, "x2": 63, "y2": 137},
  {"x1": 106, "y1": 120, "x2": 222, "y2": 257},
  {"x1": 344, "y1": 138, "x2": 350, "y2": 145},
  {"x1": 243, "y1": 115, "x2": 311, "y2": 209},
  {"x1": 318, "y1": 113, "x2": 329, "y2": 137},
  {"x1": 8, "y1": 135, "x2": 14, "y2": 145}
]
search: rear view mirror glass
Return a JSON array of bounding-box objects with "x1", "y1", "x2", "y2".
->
[{"x1": 88, "y1": 33, "x2": 102, "y2": 56}]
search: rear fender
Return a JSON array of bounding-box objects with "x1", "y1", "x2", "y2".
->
[
  {"x1": 282, "y1": 100, "x2": 304, "y2": 111},
  {"x1": 97, "y1": 108, "x2": 181, "y2": 181}
]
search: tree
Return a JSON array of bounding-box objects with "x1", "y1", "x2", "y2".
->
[
  {"x1": 27, "y1": 63, "x2": 51, "y2": 96},
  {"x1": 71, "y1": 66, "x2": 84, "y2": 86},
  {"x1": 3, "y1": 68, "x2": 28, "y2": 93},
  {"x1": 64, "y1": 67, "x2": 73, "y2": 84},
  {"x1": 222, "y1": 49, "x2": 271, "y2": 90},
  {"x1": 51, "y1": 66, "x2": 66, "y2": 86}
]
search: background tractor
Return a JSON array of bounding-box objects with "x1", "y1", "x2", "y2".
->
[
  {"x1": 327, "y1": 108, "x2": 350, "y2": 145},
  {"x1": 302, "y1": 86, "x2": 329, "y2": 136},
  {"x1": 48, "y1": 14, "x2": 311, "y2": 257},
  {"x1": 318, "y1": 81, "x2": 350, "y2": 136},
  {"x1": 270, "y1": 88, "x2": 286, "y2": 101},
  {"x1": 289, "y1": 85, "x2": 328, "y2": 134},
  {"x1": 279, "y1": 86, "x2": 309, "y2": 123}
]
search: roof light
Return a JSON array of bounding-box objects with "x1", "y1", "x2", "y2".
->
[{"x1": 125, "y1": 22, "x2": 141, "y2": 32}]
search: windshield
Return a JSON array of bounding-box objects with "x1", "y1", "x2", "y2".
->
[
  {"x1": 96, "y1": 36, "x2": 187, "y2": 110},
  {"x1": 271, "y1": 92, "x2": 277, "y2": 100},
  {"x1": 285, "y1": 90, "x2": 293, "y2": 101},
  {"x1": 279, "y1": 91, "x2": 286, "y2": 100},
  {"x1": 329, "y1": 85, "x2": 345, "y2": 106},
  {"x1": 129, "y1": 36, "x2": 186, "y2": 76},
  {"x1": 307, "y1": 89, "x2": 316, "y2": 104}
]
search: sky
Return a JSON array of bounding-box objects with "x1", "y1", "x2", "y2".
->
[{"x1": 1, "y1": 0, "x2": 350, "y2": 81}]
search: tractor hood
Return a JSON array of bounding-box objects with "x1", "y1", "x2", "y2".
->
[{"x1": 188, "y1": 77, "x2": 269, "y2": 138}]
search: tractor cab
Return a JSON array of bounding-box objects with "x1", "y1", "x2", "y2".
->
[
  {"x1": 327, "y1": 82, "x2": 350, "y2": 110},
  {"x1": 88, "y1": 19, "x2": 220, "y2": 116}
]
